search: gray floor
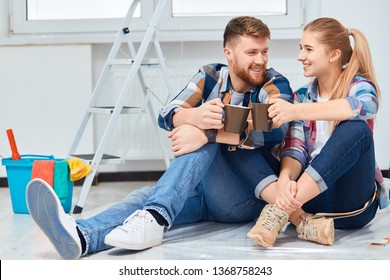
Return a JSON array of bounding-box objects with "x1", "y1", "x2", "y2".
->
[{"x1": 1, "y1": 181, "x2": 390, "y2": 260}]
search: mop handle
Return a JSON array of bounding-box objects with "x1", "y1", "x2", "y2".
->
[{"x1": 6, "y1": 129, "x2": 21, "y2": 160}]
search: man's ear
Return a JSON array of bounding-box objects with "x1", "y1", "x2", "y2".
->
[{"x1": 224, "y1": 47, "x2": 233, "y2": 61}]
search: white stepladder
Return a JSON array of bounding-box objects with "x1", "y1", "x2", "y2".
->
[{"x1": 69, "y1": 0, "x2": 174, "y2": 213}]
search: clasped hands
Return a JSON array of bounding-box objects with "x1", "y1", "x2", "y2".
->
[{"x1": 275, "y1": 179, "x2": 302, "y2": 212}]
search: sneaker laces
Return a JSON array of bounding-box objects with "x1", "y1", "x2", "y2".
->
[{"x1": 119, "y1": 210, "x2": 150, "y2": 233}]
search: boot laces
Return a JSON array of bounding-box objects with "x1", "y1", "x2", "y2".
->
[
  {"x1": 262, "y1": 207, "x2": 287, "y2": 231},
  {"x1": 302, "y1": 220, "x2": 318, "y2": 239}
]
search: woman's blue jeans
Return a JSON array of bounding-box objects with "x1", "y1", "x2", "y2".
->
[
  {"x1": 77, "y1": 144, "x2": 274, "y2": 255},
  {"x1": 303, "y1": 120, "x2": 378, "y2": 229}
]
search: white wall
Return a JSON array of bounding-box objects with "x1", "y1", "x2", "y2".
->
[
  {"x1": 0, "y1": 45, "x2": 94, "y2": 177},
  {"x1": 0, "y1": 0, "x2": 94, "y2": 177},
  {"x1": 0, "y1": 0, "x2": 389, "y2": 179}
]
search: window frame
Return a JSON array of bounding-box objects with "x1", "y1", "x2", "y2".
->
[
  {"x1": 9, "y1": 0, "x2": 303, "y2": 40},
  {"x1": 9, "y1": 0, "x2": 153, "y2": 34},
  {"x1": 160, "y1": 0, "x2": 302, "y2": 31}
]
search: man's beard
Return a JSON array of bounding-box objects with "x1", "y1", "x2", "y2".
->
[{"x1": 234, "y1": 63, "x2": 266, "y2": 86}]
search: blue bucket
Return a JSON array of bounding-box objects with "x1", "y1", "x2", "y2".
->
[{"x1": 1, "y1": 154, "x2": 73, "y2": 214}]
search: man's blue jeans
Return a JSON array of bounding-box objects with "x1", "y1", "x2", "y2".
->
[{"x1": 77, "y1": 144, "x2": 273, "y2": 255}]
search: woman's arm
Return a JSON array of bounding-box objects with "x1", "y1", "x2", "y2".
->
[
  {"x1": 269, "y1": 78, "x2": 379, "y2": 124},
  {"x1": 269, "y1": 98, "x2": 353, "y2": 123},
  {"x1": 279, "y1": 156, "x2": 303, "y2": 182},
  {"x1": 274, "y1": 156, "x2": 303, "y2": 211}
]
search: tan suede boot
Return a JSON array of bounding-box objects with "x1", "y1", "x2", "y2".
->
[
  {"x1": 247, "y1": 204, "x2": 289, "y2": 247},
  {"x1": 296, "y1": 213, "x2": 334, "y2": 245}
]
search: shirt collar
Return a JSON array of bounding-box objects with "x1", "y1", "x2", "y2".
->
[
  {"x1": 220, "y1": 66, "x2": 230, "y2": 93},
  {"x1": 307, "y1": 78, "x2": 320, "y2": 101},
  {"x1": 222, "y1": 67, "x2": 258, "y2": 95}
]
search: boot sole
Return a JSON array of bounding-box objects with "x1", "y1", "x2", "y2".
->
[
  {"x1": 323, "y1": 218, "x2": 335, "y2": 245},
  {"x1": 247, "y1": 232, "x2": 274, "y2": 248}
]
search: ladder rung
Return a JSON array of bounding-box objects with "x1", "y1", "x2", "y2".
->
[
  {"x1": 107, "y1": 58, "x2": 161, "y2": 66},
  {"x1": 71, "y1": 153, "x2": 123, "y2": 165},
  {"x1": 88, "y1": 106, "x2": 145, "y2": 114}
]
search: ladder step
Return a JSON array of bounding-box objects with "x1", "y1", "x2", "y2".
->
[
  {"x1": 88, "y1": 106, "x2": 144, "y2": 114},
  {"x1": 71, "y1": 153, "x2": 123, "y2": 165},
  {"x1": 107, "y1": 58, "x2": 161, "y2": 66}
]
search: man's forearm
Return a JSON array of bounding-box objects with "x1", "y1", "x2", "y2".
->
[{"x1": 172, "y1": 108, "x2": 196, "y2": 128}]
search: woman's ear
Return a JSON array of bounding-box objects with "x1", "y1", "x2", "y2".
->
[{"x1": 329, "y1": 49, "x2": 341, "y2": 63}]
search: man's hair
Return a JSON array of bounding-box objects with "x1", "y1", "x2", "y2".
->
[{"x1": 223, "y1": 16, "x2": 270, "y2": 47}]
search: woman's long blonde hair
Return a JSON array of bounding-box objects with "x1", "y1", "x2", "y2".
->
[{"x1": 304, "y1": 17, "x2": 381, "y2": 130}]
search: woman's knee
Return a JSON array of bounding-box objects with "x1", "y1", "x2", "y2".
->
[{"x1": 335, "y1": 120, "x2": 372, "y2": 138}]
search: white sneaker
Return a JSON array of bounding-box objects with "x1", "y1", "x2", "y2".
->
[
  {"x1": 26, "y1": 178, "x2": 82, "y2": 260},
  {"x1": 104, "y1": 210, "x2": 164, "y2": 250}
]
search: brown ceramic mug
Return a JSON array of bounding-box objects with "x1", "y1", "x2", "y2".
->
[
  {"x1": 251, "y1": 103, "x2": 272, "y2": 131},
  {"x1": 223, "y1": 104, "x2": 250, "y2": 134}
]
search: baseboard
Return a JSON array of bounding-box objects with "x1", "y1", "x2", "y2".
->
[
  {"x1": 0, "y1": 171, "x2": 165, "y2": 187},
  {"x1": 95, "y1": 171, "x2": 165, "y2": 183},
  {"x1": 0, "y1": 169, "x2": 388, "y2": 188}
]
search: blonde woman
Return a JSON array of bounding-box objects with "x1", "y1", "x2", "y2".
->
[{"x1": 247, "y1": 17, "x2": 386, "y2": 247}]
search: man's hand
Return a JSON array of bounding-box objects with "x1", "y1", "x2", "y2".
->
[
  {"x1": 192, "y1": 98, "x2": 224, "y2": 130},
  {"x1": 168, "y1": 124, "x2": 208, "y2": 157}
]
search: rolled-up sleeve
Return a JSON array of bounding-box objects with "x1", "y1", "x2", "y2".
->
[
  {"x1": 158, "y1": 71, "x2": 206, "y2": 131},
  {"x1": 280, "y1": 119, "x2": 308, "y2": 169},
  {"x1": 345, "y1": 78, "x2": 379, "y2": 121},
  {"x1": 158, "y1": 104, "x2": 179, "y2": 131}
]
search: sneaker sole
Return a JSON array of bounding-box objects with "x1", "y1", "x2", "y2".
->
[
  {"x1": 26, "y1": 179, "x2": 81, "y2": 260},
  {"x1": 104, "y1": 236, "x2": 162, "y2": 251}
]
